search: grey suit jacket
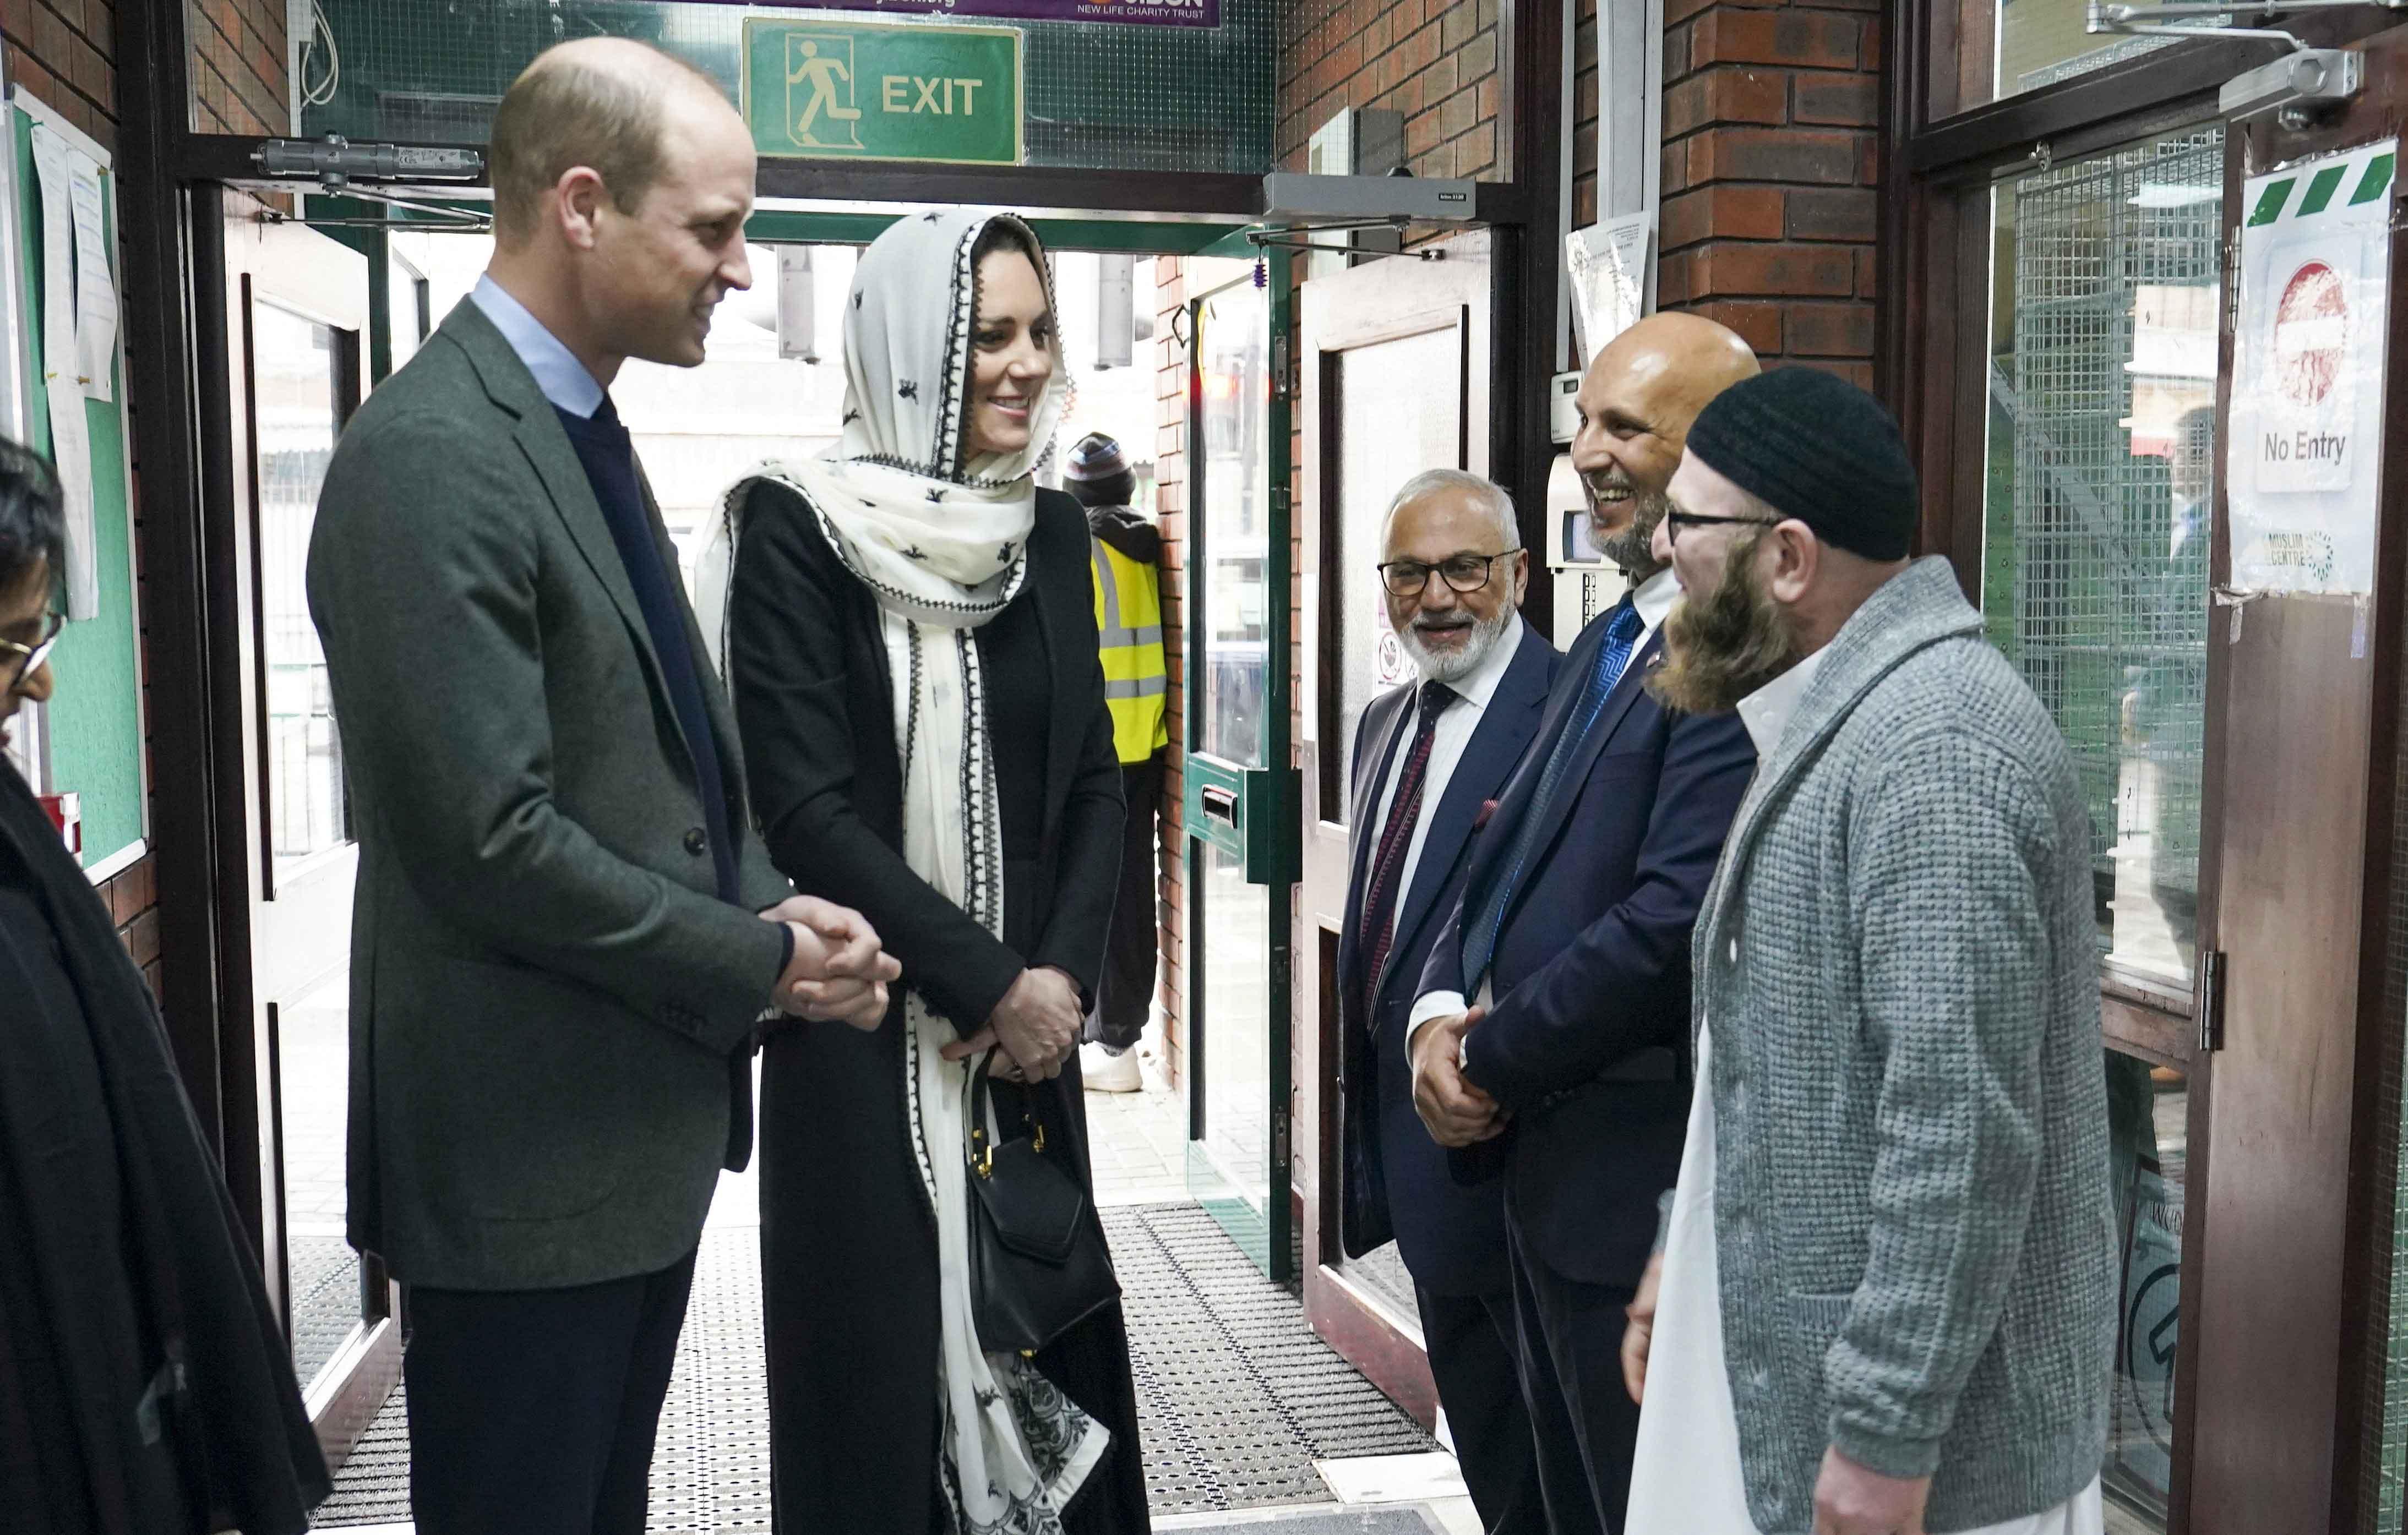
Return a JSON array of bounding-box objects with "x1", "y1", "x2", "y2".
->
[
  {"x1": 307, "y1": 298, "x2": 794, "y2": 1291},
  {"x1": 1693, "y1": 559, "x2": 2115, "y2": 1533}
]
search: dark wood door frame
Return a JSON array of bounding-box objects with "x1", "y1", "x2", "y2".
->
[
  {"x1": 1297, "y1": 243, "x2": 1497, "y2": 1424},
  {"x1": 1878, "y1": 9, "x2": 2408, "y2": 1532}
]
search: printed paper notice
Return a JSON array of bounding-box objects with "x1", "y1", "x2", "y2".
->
[
  {"x1": 1567, "y1": 214, "x2": 1652, "y2": 364},
  {"x1": 30, "y1": 124, "x2": 96, "y2": 620},
  {"x1": 2226, "y1": 141, "x2": 2395, "y2": 594},
  {"x1": 66, "y1": 148, "x2": 115, "y2": 403}
]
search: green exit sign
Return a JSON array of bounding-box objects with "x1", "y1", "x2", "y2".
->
[{"x1": 742, "y1": 17, "x2": 1024, "y2": 167}]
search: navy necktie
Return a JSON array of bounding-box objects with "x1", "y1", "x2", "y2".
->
[
  {"x1": 1458, "y1": 597, "x2": 1644, "y2": 993},
  {"x1": 1358, "y1": 679, "x2": 1458, "y2": 1025}
]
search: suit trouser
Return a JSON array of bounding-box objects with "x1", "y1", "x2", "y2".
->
[
  {"x1": 1506, "y1": 1219, "x2": 1639, "y2": 1535},
  {"x1": 402, "y1": 1247, "x2": 698, "y2": 1535},
  {"x1": 1087, "y1": 753, "x2": 1164, "y2": 1051},
  {"x1": 1418, "y1": 1281, "x2": 1557, "y2": 1535}
]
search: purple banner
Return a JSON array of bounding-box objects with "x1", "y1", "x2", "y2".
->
[{"x1": 724, "y1": 0, "x2": 1218, "y2": 29}]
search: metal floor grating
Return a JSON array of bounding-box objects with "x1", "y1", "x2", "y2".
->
[{"x1": 312, "y1": 1203, "x2": 1432, "y2": 1527}]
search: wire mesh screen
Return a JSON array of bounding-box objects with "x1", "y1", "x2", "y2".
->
[
  {"x1": 1987, "y1": 127, "x2": 2220, "y2": 991},
  {"x1": 302, "y1": 0, "x2": 1277, "y2": 174}
]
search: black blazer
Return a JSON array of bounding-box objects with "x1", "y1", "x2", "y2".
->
[
  {"x1": 728, "y1": 481, "x2": 1125, "y2": 1026},
  {"x1": 724, "y1": 478, "x2": 1148, "y2": 1535},
  {"x1": 1337, "y1": 623, "x2": 1558, "y2": 1295},
  {"x1": 1415, "y1": 608, "x2": 1755, "y2": 1289}
]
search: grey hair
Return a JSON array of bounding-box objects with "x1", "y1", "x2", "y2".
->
[{"x1": 1385, "y1": 468, "x2": 1519, "y2": 550}]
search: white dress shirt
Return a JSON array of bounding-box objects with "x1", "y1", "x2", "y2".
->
[
  {"x1": 1621, "y1": 647, "x2": 2104, "y2": 1535},
  {"x1": 470, "y1": 275, "x2": 607, "y2": 418},
  {"x1": 1363, "y1": 612, "x2": 1526, "y2": 935},
  {"x1": 1405, "y1": 566, "x2": 1682, "y2": 1045}
]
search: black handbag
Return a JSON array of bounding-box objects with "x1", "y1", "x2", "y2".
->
[{"x1": 963, "y1": 1051, "x2": 1122, "y2": 1355}]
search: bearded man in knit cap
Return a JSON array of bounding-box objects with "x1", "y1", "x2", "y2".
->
[{"x1": 1619, "y1": 368, "x2": 2115, "y2": 1535}]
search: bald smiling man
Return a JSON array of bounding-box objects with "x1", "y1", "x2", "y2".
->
[{"x1": 1407, "y1": 314, "x2": 1761, "y2": 1535}]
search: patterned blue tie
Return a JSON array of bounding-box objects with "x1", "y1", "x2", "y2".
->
[{"x1": 1458, "y1": 597, "x2": 1646, "y2": 993}]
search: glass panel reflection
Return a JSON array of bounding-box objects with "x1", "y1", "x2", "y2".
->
[
  {"x1": 2105, "y1": 1051, "x2": 2185, "y2": 1529},
  {"x1": 1951, "y1": 1, "x2": 2234, "y2": 112},
  {"x1": 1982, "y1": 128, "x2": 2221, "y2": 987},
  {"x1": 1194, "y1": 841, "x2": 1271, "y2": 1235},
  {"x1": 1335, "y1": 326, "x2": 1465, "y2": 788},
  {"x1": 1199, "y1": 280, "x2": 1269, "y2": 769},
  {"x1": 253, "y1": 302, "x2": 349, "y2": 870}
]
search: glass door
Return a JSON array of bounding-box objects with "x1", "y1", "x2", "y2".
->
[
  {"x1": 1183, "y1": 256, "x2": 1296, "y2": 1279},
  {"x1": 221, "y1": 210, "x2": 395, "y2": 1457}
]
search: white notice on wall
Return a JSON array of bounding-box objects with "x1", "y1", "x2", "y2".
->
[
  {"x1": 30, "y1": 124, "x2": 95, "y2": 620},
  {"x1": 66, "y1": 148, "x2": 114, "y2": 404},
  {"x1": 1566, "y1": 214, "x2": 1653, "y2": 365},
  {"x1": 2226, "y1": 140, "x2": 2395, "y2": 595}
]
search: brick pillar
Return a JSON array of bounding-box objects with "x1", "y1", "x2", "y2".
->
[
  {"x1": 1152, "y1": 256, "x2": 1191, "y2": 1085},
  {"x1": 1655, "y1": 0, "x2": 1881, "y2": 384}
]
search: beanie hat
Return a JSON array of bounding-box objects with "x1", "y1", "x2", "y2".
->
[
  {"x1": 1681, "y1": 368, "x2": 1917, "y2": 561},
  {"x1": 1065, "y1": 433, "x2": 1131, "y2": 484}
]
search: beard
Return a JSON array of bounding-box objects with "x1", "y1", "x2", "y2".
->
[
  {"x1": 1397, "y1": 602, "x2": 1514, "y2": 685},
  {"x1": 1648, "y1": 528, "x2": 1800, "y2": 715},
  {"x1": 1594, "y1": 492, "x2": 1671, "y2": 581}
]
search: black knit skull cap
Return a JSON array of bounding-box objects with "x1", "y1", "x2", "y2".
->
[{"x1": 1681, "y1": 366, "x2": 1917, "y2": 562}]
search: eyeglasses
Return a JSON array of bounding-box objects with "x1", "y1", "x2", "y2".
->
[
  {"x1": 1663, "y1": 510, "x2": 1780, "y2": 544},
  {"x1": 1378, "y1": 549, "x2": 1522, "y2": 597},
  {"x1": 3, "y1": 609, "x2": 61, "y2": 692}
]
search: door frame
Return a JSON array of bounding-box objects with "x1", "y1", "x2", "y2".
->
[
  {"x1": 1880, "y1": 10, "x2": 2408, "y2": 1529},
  {"x1": 1295, "y1": 239, "x2": 1497, "y2": 1421},
  {"x1": 1182, "y1": 255, "x2": 1300, "y2": 1281},
  {"x1": 217, "y1": 209, "x2": 401, "y2": 1466}
]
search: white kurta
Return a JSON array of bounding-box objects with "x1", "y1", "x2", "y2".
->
[{"x1": 1623, "y1": 643, "x2": 2106, "y2": 1535}]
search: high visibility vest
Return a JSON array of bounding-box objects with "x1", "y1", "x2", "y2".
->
[{"x1": 1091, "y1": 535, "x2": 1168, "y2": 763}]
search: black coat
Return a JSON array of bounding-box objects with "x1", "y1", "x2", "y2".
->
[
  {"x1": 727, "y1": 479, "x2": 1147, "y2": 1534},
  {"x1": 0, "y1": 767, "x2": 328, "y2": 1534}
]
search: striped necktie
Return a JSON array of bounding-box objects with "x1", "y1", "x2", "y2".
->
[
  {"x1": 1458, "y1": 597, "x2": 1644, "y2": 993},
  {"x1": 1357, "y1": 679, "x2": 1458, "y2": 1025}
]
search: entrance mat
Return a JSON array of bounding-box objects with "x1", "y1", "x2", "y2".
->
[{"x1": 312, "y1": 1203, "x2": 1432, "y2": 1527}]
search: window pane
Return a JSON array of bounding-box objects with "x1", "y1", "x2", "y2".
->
[
  {"x1": 2106, "y1": 1050, "x2": 2186, "y2": 1528},
  {"x1": 1946, "y1": 1, "x2": 2233, "y2": 114},
  {"x1": 1982, "y1": 127, "x2": 2221, "y2": 990}
]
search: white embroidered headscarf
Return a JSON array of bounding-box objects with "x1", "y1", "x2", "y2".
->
[{"x1": 698, "y1": 211, "x2": 1105, "y2": 1534}]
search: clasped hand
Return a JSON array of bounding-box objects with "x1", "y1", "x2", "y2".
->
[
  {"x1": 1410, "y1": 1006, "x2": 1507, "y2": 1147},
  {"x1": 762, "y1": 896, "x2": 901, "y2": 1030},
  {"x1": 940, "y1": 966, "x2": 1082, "y2": 1082}
]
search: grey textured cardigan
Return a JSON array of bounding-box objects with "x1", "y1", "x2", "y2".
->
[{"x1": 1691, "y1": 558, "x2": 2115, "y2": 1534}]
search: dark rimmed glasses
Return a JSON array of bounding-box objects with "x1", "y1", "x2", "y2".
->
[
  {"x1": 1663, "y1": 509, "x2": 1781, "y2": 544},
  {"x1": 1377, "y1": 548, "x2": 1522, "y2": 597},
  {"x1": 3, "y1": 609, "x2": 62, "y2": 692}
]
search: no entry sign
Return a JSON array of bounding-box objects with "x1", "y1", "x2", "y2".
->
[{"x1": 2229, "y1": 140, "x2": 2394, "y2": 594}]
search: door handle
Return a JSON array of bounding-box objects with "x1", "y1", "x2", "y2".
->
[{"x1": 1201, "y1": 786, "x2": 1239, "y2": 825}]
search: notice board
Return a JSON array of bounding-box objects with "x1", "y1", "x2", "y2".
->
[{"x1": 13, "y1": 88, "x2": 143, "y2": 876}]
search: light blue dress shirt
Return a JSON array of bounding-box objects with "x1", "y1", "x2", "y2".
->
[{"x1": 468, "y1": 275, "x2": 606, "y2": 419}]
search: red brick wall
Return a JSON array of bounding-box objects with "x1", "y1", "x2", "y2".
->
[
  {"x1": 1151, "y1": 256, "x2": 1190, "y2": 1082},
  {"x1": 4, "y1": 2, "x2": 283, "y2": 989},
  {"x1": 2, "y1": 0, "x2": 114, "y2": 147},
  {"x1": 189, "y1": 0, "x2": 288, "y2": 137},
  {"x1": 1278, "y1": 0, "x2": 1503, "y2": 179},
  {"x1": 1653, "y1": 0, "x2": 1881, "y2": 383}
]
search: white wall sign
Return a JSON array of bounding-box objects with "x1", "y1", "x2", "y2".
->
[{"x1": 2227, "y1": 140, "x2": 2394, "y2": 594}]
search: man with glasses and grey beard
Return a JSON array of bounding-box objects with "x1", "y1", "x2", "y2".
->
[
  {"x1": 1406, "y1": 313, "x2": 1759, "y2": 1535},
  {"x1": 1337, "y1": 469, "x2": 1560, "y2": 1534},
  {"x1": 1621, "y1": 368, "x2": 2111, "y2": 1535}
]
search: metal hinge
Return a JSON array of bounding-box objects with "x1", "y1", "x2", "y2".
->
[
  {"x1": 2197, "y1": 949, "x2": 2228, "y2": 1054},
  {"x1": 2224, "y1": 226, "x2": 2243, "y2": 336},
  {"x1": 1272, "y1": 1106, "x2": 1291, "y2": 1167}
]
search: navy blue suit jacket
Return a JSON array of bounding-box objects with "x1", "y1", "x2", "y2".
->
[
  {"x1": 1413, "y1": 606, "x2": 1755, "y2": 1289},
  {"x1": 1337, "y1": 624, "x2": 1559, "y2": 1296}
]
